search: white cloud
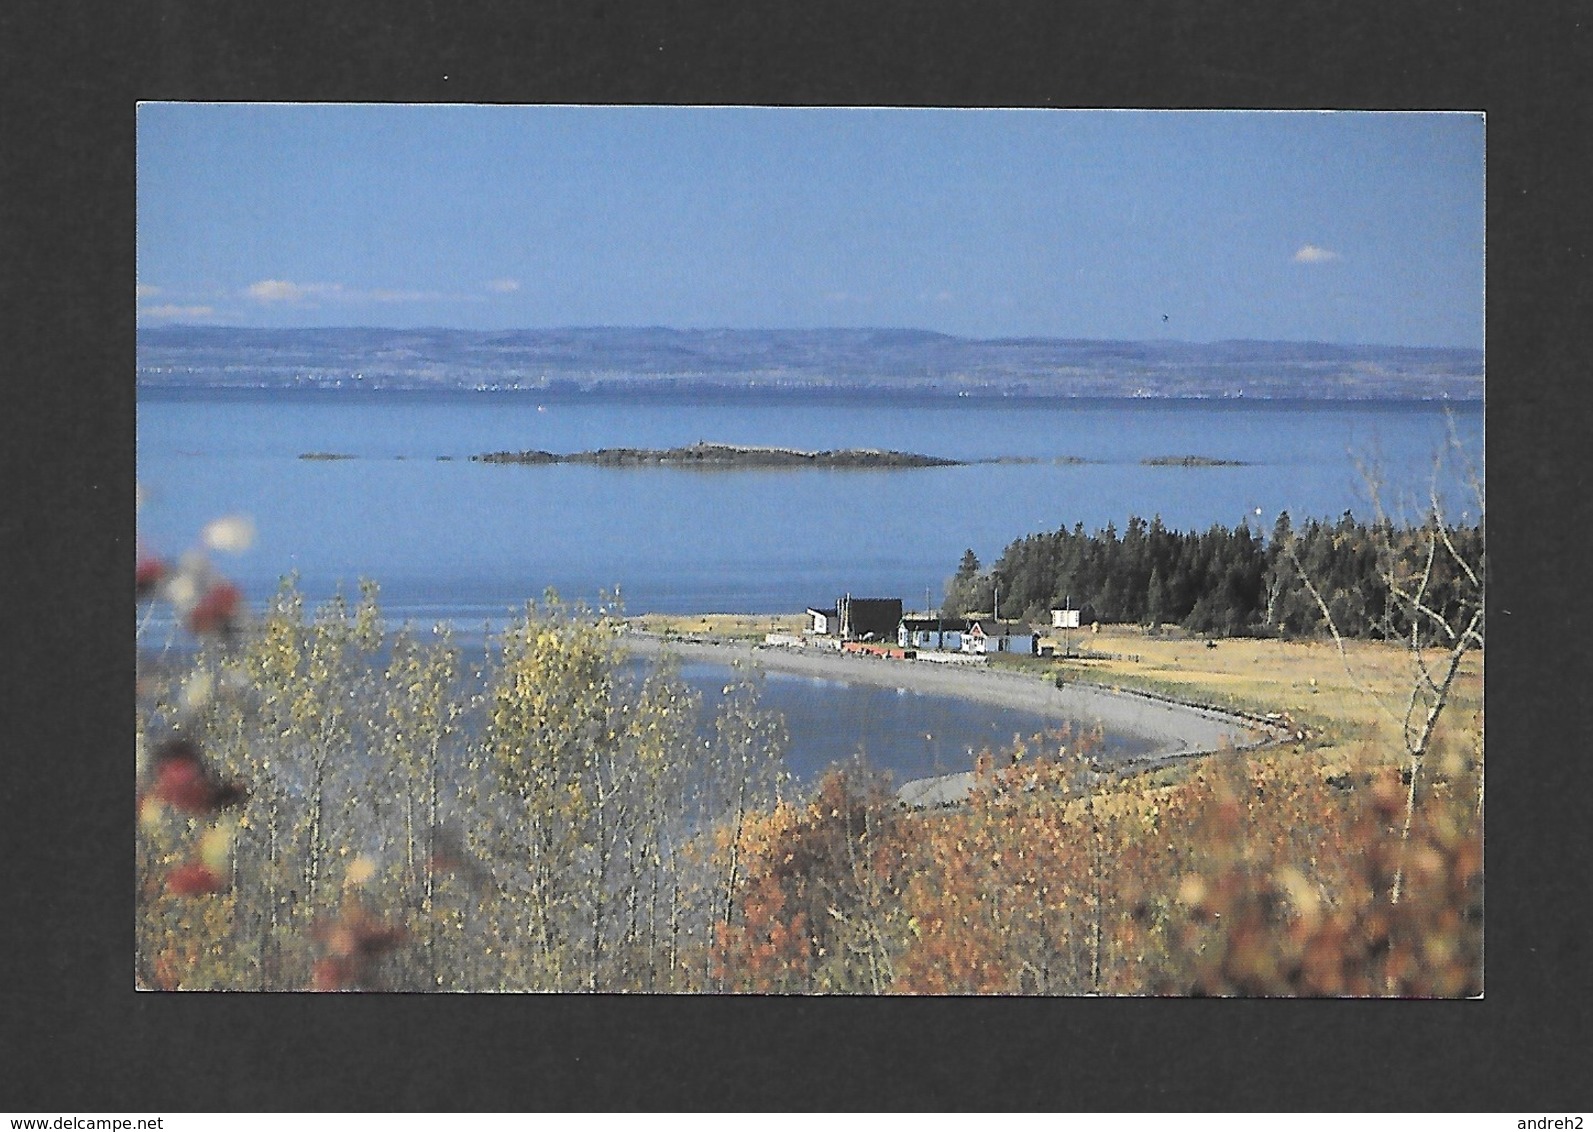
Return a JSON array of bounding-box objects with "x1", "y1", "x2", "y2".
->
[
  {"x1": 202, "y1": 514, "x2": 256, "y2": 554},
  {"x1": 486, "y1": 278, "x2": 521, "y2": 294},
  {"x1": 1292, "y1": 244, "x2": 1342, "y2": 264},
  {"x1": 246, "y1": 279, "x2": 481, "y2": 306},
  {"x1": 247, "y1": 279, "x2": 342, "y2": 303},
  {"x1": 140, "y1": 303, "x2": 215, "y2": 320},
  {"x1": 136, "y1": 284, "x2": 160, "y2": 299}
]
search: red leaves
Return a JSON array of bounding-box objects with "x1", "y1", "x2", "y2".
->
[
  {"x1": 146, "y1": 737, "x2": 249, "y2": 815},
  {"x1": 310, "y1": 897, "x2": 408, "y2": 991},
  {"x1": 165, "y1": 860, "x2": 224, "y2": 896},
  {"x1": 134, "y1": 535, "x2": 246, "y2": 637},
  {"x1": 142, "y1": 737, "x2": 245, "y2": 901},
  {"x1": 135, "y1": 554, "x2": 168, "y2": 598},
  {"x1": 312, "y1": 956, "x2": 358, "y2": 991},
  {"x1": 137, "y1": 513, "x2": 264, "y2": 988},
  {"x1": 160, "y1": 821, "x2": 236, "y2": 898},
  {"x1": 187, "y1": 581, "x2": 242, "y2": 636}
]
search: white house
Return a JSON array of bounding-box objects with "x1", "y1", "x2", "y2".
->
[
  {"x1": 961, "y1": 619, "x2": 1038, "y2": 656},
  {"x1": 806, "y1": 606, "x2": 839, "y2": 635},
  {"x1": 897, "y1": 615, "x2": 963, "y2": 652}
]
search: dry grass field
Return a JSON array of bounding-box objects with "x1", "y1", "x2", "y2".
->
[
  {"x1": 1033, "y1": 623, "x2": 1482, "y2": 781},
  {"x1": 628, "y1": 611, "x2": 807, "y2": 640}
]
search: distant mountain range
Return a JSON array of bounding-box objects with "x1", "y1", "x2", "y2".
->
[{"x1": 136, "y1": 326, "x2": 1484, "y2": 401}]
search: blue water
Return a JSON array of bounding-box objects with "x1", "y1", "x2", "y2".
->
[
  {"x1": 136, "y1": 388, "x2": 1483, "y2": 622},
  {"x1": 137, "y1": 387, "x2": 1481, "y2": 783},
  {"x1": 668, "y1": 662, "x2": 1151, "y2": 788}
]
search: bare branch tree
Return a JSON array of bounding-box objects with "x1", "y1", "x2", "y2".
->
[{"x1": 1280, "y1": 418, "x2": 1483, "y2": 906}]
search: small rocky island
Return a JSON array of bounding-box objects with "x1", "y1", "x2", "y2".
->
[
  {"x1": 1142, "y1": 454, "x2": 1250, "y2": 467},
  {"x1": 471, "y1": 442, "x2": 963, "y2": 468}
]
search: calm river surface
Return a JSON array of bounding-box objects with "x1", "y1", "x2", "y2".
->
[
  {"x1": 137, "y1": 388, "x2": 1481, "y2": 621},
  {"x1": 665, "y1": 661, "x2": 1152, "y2": 788},
  {"x1": 138, "y1": 388, "x2": 1480, "y2": 782}
]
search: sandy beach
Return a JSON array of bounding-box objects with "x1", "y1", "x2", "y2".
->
[{"x1": 622, "y1": 632, "x2": 1275, "y2": 805}]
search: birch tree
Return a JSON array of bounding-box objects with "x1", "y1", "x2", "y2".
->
[{"x1": 1280, "y1": 425, "x2": 1484, "y2": 904}]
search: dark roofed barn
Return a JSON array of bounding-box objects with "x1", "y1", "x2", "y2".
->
[{"x1": 838, "y1": 595, "x2": 903, "y2": 641}]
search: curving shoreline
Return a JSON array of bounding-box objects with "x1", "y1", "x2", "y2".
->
[{"x1": 621, "y1": 632, "x2": 1276, "y2": 806}]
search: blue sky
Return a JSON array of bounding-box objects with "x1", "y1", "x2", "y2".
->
[{"x1": 137, "y1": 106, "x2": 1484, "y2": 348}]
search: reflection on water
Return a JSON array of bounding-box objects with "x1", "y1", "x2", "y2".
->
[{"x1": 671, "y1": 660, "x2": 1154, "y2": 788}]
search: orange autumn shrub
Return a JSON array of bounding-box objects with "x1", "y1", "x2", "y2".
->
[
  {"x1": 1151, "y1": 744, "x2": 1481, "y2": 997},
  {"x1": 711, "y1": 725, "x2": 1481, "y2": 997},
  {"x1": 713, "y1": 766, "x2": 909, "y2": 993}
]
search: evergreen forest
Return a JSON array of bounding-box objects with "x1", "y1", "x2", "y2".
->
[{"x1": 944, "y1": 511, "x2": 1485, "y2": 642}]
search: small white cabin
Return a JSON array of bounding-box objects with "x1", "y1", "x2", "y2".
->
[{"x1": 806, "y1": 606, "x2": 839, "y2": 635}]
